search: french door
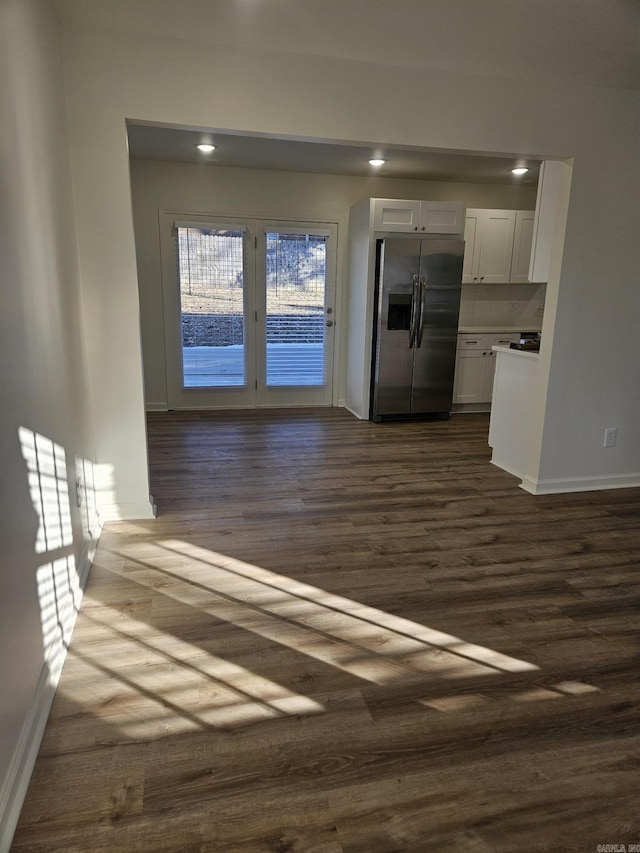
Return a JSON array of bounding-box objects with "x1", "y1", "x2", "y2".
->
[{"x1": 160, "y1": 213, "x2": 336, "y2": 409}]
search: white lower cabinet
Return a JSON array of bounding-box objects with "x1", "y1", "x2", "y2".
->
[
  {"x1": 453, "y1": 333, "x2": 521, "y2": 409},
  {"x1": 454, "y1": 344, "x2": 490, "y2": 405}
]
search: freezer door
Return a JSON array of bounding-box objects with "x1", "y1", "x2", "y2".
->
[
  {"x1": 371, "y1": 239, "x2": 420, "y2": 418},
  {"x1": 411, "y1": 239, "x2": 464, "y2": 414}
]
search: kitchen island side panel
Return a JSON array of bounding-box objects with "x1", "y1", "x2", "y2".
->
[{"x1": 489, "y1": 346, "x2": 540, "y2": 480}]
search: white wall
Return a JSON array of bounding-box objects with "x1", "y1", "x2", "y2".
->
[
  {"x1": 129, "y1": 158, "x2": 536, "y2": 409},
  {"x1": 56, "y1": 2, "x2": 640, "y2": 511},
  {"x1": 0, "y1": 1, "x2": 98, "y2": 846}
]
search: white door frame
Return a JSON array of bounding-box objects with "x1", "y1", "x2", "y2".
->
[{"x1": 159, "y1": 210, "x2": 338, "y2": 410}]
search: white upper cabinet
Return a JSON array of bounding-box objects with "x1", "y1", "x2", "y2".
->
[
  {"x1": 462, "y1": 213, "x2": 480, "y2": 282},
  {"x1": 373, "y1": 199, "x2": 421, "y2": 231},
  {"x1": 463, "y1": 209, "x2": 516, "y2": 284},
  {"x1": 479, "y1": 213, "x2": 515, "y2": 283},
  {"x1": 510, "y1": 211, "x2": 535, "y2": 283},
  {"x1": 420, "y1": 201, "x2": 465, "y2": 235},
  {"x1": 373, "y1": 198, "x2": 465, "y2": 234},
  {"x1": 463, "y1": 209, "x2": 537, "y2": 284}
]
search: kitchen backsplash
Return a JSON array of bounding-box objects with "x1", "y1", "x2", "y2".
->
[{"x1": 458, "y1": 283, "x2": 546, "y2": 329}]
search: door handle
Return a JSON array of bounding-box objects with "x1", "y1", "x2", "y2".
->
[
  {"x1": 409, "y1": 275, "x2": 419, "y2": 347},
  {"x1": 416, "y1": 275, "x2": 426, "y2": 347},
  {"x1": 326, "y1": 319, "x2": 334, "y2": 327}
]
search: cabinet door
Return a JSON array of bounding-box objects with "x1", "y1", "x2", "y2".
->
[
  {"x1": 484, "y1": 351, "x2": 497, "y2": 400},
  {"x1": 462, "y1": 213, "x2": 480, "y2": 283},
  {"x1": 419, "y1": 201, "x2": 465, "y2": 235},
  {"x1": 485, "y1": 335, "x2": 520, "y2": 400},
  {"x1": 457, "y1": 333, "x2": 490, "y2": 351},
  {"x1": 490, "y1": 333, "x2": 520, "y2": 348},
  {"x1": 510, "y1": 211, "x2": 535, "y2": 283},
  {"x1": 453, "y1": 350, "x2": 488, "y2": 404},
  {"x1": 373, "y1": 199, "x2": 421, "y2": 232},
  {"x1": 476, "y1": 210, "x2": 516, "y2": 283}
]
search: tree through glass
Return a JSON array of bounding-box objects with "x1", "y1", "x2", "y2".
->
[
  {"x1": 265, "y1": 232, "x2": 327, "y2": 387},
  {"x1": 177, "y1": 227, "x2": 245, "y2": 388}
]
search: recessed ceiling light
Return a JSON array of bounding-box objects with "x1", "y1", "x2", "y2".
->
[
  {"x1": 197, "y1": 144, "x2": 216, "y2": 153},
  {"x1": 369, "y1": 158, "x2": 386, "y2": 167},
  {"x1": 512, "y1": 167, "x2": 528, "y2": 175}
]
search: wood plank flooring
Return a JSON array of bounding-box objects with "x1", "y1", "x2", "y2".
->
[{"x1": 11, "y1": 409, "x2": 640, "y2": 852}]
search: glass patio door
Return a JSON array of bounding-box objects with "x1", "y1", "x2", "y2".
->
[
  {"x1": 256, "y1": 224, "x2": 336, "y2": 407},
  {"x1": 160, "y1": 214, "x2": 335, "y2": 409},
  {"x1": 161, "y1": 214, "x2": 257, "y2": 409}
]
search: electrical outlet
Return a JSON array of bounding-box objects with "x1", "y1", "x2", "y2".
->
[{"x1": 604, "y1": 428, "x2": 617, "y2": 448}]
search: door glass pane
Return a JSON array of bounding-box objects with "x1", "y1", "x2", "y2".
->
[
  {"x1": 265, "y1": 232, "x2": 326, "y2": 387},
  {"x1": 177, "y1": 227, "x2": 245, "y2": 388}
]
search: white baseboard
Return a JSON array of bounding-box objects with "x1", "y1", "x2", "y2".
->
[
  {"x1": 452, "y1": 402, "x2": 492, "y2": 414},
  {"x1": 490, "y1": 457, "x2": 524, "y2": 481},
  {"x1": 0, "y1": 529, "x2": 99, "y2": 853},
  {"x1": 145, "y1": 401, "x2": 168, "y2": 411},
  {"x1": 344, "y1": 404, "x2": 366, "y2": 420},
  {"x1": 520, "y1": 472, "x2": 640, "y2": 495},
  {"x1": 97, "y1": 499, "x2": 157, "y2": 522}
]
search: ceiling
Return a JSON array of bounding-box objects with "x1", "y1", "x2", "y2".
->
[{"x1": 126, "y1": 124, "x2": 541, "y2": 186}]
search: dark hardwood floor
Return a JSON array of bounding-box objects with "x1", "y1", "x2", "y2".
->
[{"x1": 11, "y1": 409, "x2": 640, "y2": 852}]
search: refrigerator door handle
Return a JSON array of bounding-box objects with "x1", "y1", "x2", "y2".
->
[
  {"x1": 416, "y1": 275, "x2": 426, "y2": 347},
  {"x1": 409, "y1": 275, "x2": 419, "y2": 348}
]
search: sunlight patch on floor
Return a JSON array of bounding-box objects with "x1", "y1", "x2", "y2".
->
[
  {"x1": 420, "y1": 679, "x2": 600, "y2": 712},
  {"x1": 106, "y1": 538, "x2": 538, "y2": 689},
  {"x1": 61, "y1": 596, "x2": 325, "y2": 737}
]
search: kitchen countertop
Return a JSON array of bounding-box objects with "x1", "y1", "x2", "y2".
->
[
  {"x1": 458, "y1": 325, "x2": 542, "y2": 334},
  {"x1": 492, "y1": 344, "x2": 539, "y2": 360}
]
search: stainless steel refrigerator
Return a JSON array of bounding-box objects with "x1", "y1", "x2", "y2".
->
[{"x1": 370, "y1": 237, "x2": 464, "y2": 421}]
